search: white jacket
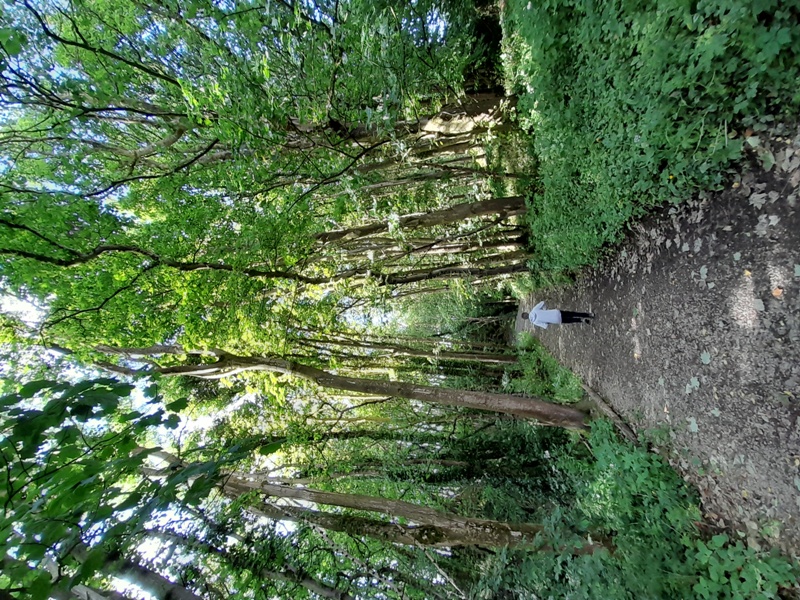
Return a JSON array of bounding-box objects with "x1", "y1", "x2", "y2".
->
[{"x1": 528, "y1": 301, "x2": 562, "y2": 329}]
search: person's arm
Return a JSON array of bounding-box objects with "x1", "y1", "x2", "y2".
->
[{"x1": 532, "y1": 301, "x2": 545, "y2": 311}]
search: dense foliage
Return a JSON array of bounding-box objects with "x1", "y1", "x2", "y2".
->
[
  {"x1": 504, "y1": 0, "x2": 800, "y2": 271},
  {"x1": 3, "y1": 375, "x2": 796, "y2": 599},
  {"x1": 471, "y1": 421, "x2": 798, "y2": 599},
  {"x1": 2, "y1": 0, "x2": 800, "y2": 597},
  {"x1": 1, "y1": 0, "x2": 525, "y2": 358}
]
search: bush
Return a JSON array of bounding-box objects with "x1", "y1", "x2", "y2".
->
[
  {"x1": 503, "y1": 0, "x2": 800, "y2": 271},
  {"x1": 470, "y1": 420, "x2": 799, "y2": 599}
]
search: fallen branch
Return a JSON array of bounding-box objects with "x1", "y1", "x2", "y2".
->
[{"x1": 581, "y1": 384, "x2": 638, "y2": 443}]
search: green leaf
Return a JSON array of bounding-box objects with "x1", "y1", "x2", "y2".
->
[
  {"x1": 80, "y1": 390, "x2": 123, "y2": 410},
  {"x1": 0, "y1": 392, "x2": 21, "y2": 407},
  {"x1": 258, "y1": 440, "x2": 284, "y2": 456},
  {"x1": 70, "y1": 403, "x2": 94, "y2": 422},
  {"x1": 140, "y1": 409, "x2": 165, "y2": 427},
  {"x1": 185, "y1": 475, "x2": 214, "y2": 504},
  {"x1": 710, "y1": 533, "x2": 728, "y2": 549},
  {"x1": 0, "y1": 28, "x2": 27, "y2": 57},
  {"x1": 73, "y1": 547, "x2": 108, "y2": 585},
  {"x1": 116, "y1": 491, "x2": 143, "y2": 511},
  {"x1": 18, "y1": 380, "x2": 59, "y2": 398},
  {"x1": 110, "y1": 382, "x2": 135, "y2": 395},
  {"x1": 62, "y1": 380, "x2": 104, "y2": 397},
  {"x1": 29, "y1": 571, "x2": 51, "y2": 600},
  {"x1": 700, "y1": 352, "x2": 711, "y2": 365},
  {"x1": 166, "y1": 398, "x2": 189, "y2": 412}
]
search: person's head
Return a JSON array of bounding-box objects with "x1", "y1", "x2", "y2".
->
[{"x1": 521, "y1": 312, "x2": 529, "y2": 320}]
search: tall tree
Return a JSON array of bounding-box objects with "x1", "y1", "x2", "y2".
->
[
  {"x1": 0, "y1": 377, "x2": 603, "y2": 600},
  {"x1": 94, "y1": 345, "x2": 589, "y2": 428}
]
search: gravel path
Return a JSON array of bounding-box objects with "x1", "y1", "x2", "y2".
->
[{"x1": 518, "y1": 128, "x2": 800, "y2": 557}]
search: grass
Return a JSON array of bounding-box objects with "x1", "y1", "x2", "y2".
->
[{"x1": 502, "y1": 0, "x2": 800, "y2": 273}]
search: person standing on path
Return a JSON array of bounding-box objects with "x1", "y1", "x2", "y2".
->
[{"x1": 522, "y1": 301, "x2": 594, "y2": 328}]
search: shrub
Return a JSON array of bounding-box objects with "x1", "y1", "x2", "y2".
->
[
  {"x1": 503, "y1": 0, "x2": 800, "y2": 271},
  {"x1": 470, "y1": 420, "x2": 799, "y2": 598}
]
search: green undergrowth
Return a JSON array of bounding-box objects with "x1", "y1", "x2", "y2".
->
[
  {"x1": 506, "y1": 331, "x2": 583, "y2": 402},
  {"x1": 479, "y1": 335, "x2": 797, "y2": 597},
  {"x1": 471, "y1": 420, "x2": 799, "y2": 599},
  {"x1": 502, "y1": 0, "x2": 800, "y2": 273},
  {"x1": 483, "y1": 128, "x2": 540, "y2": 198}
]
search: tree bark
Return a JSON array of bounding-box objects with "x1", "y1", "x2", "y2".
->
[
  {"x1": 379, "y1": 260, "x2": 530, "y2": 286},
  {"x1": 337, "y1": 234, "x2": 525, "y2": 259},
  {"x1": 315, "y1": 195, "x2": 526, "y2": 244},
  {"x1": 143, "y1": 451, "x2": 600, "y2": 552},
  {"x1": 97, "y1": 347, "x2": 587, "y2": 429},
  {"x1": 244, "y1": 494, "x2": 544, "y2": 549},
  {"x1": 292, "y1": 360, "x2": 586, "y2": 428},
  {"x1": 69, "y1": 585, "x2": 128, "y2": 600},
  {"x1": 145, "y1": 452, "x2": 606, "y2": 553},
  {"x1": 302, "y1": 336, "x2": 517, "y2": 364},
  {"x1": 114, "y1": 560, "x2": 202, "y2": 600}
]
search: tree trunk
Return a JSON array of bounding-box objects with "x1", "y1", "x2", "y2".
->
[
  {"x1": 249, "y1": 496, "x2": 609, "y2": 554},
  {"x1": 99, "y1": 347, "x2": 588, "y2": 429},
  {"x1": 68, "y1": 585, "x2": 128, "y2": 600},
  {"x1": 385, "y1": 285, "x2": 449, "y2": 298},
  {"x1": 339, "y1": 235, "x2": 525, "y2": 259},
  {"x1": 359, "y1": 332, "x2": 508, "y2": 352},
  {"x1": 358, "y1": 169, "x2": 473, "y2": 192},
  {"x1": 295, "y1": 93, "x2": 515, "y2": 148},
  {"x1": 146, "y1": 453, "x2": 606, "y2": 553},
  {"x1": 244, "y1": 495, "x2": 544, "y2": 549},
  {"x1": 316, "y1": 195, "x2": 526, "y2": 244},
  {"x1": 294, "y1": 361, "x2": 586, "y2": 428},
  {"x1": 302, "y1": 336, "x2": 517, "y2": 364},
  {"x1": 379, "y1": 260, "x2": 530, "y2": 286}
]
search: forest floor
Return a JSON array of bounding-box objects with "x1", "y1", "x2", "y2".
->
[{"x1": 517, "y1": 126, "x2": 800, "y2": 557}]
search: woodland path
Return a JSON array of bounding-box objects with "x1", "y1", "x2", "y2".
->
[{"x1": 517, "y1": 127, "x2": 800, "y2": 557}]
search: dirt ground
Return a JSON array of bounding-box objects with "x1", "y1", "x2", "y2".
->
[{"x1": 518, "y1": 127, "x2": 800, "y2": 557}]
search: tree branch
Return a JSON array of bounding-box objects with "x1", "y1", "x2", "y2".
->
[
  {"x1": 43, "y1": 263, "x2": 158, "y2": 329},
  {"x1": 22, "y1": 1, "x2": 181, "y2": 88}
]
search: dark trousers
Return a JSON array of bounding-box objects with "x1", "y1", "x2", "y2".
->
[{"x1": 561, "y1": 311, "x2": 593, "y2": 324}]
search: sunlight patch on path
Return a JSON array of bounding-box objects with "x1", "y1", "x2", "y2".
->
[
  {"x1": 728, "y1": 271, "x2": 759, "y2": 329},
  {"x1": 767, "y1": 261, "x2": 789, "y2": 291}
]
